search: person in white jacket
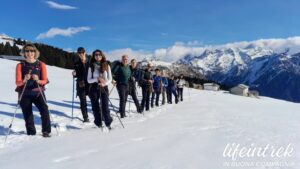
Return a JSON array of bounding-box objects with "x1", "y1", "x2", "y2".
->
[
  {"x1": 176, "y1": 74, "x2": 186, "y2": 101},
  {"x1": 87, "y1": 49, "x2": 113, "y2": 129}
]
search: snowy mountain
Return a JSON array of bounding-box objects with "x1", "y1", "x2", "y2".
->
[
  {"x1": 0, "y1": 34, "x2": 14, "y2": 45},
  {"x1": 0, "y1": 34, "x2": 23, "y2": 49},
  {"x1": 0, "y1": 58, "x2": 299, "y2": 169},
  {"x1": 177, "y1": 45, "x2": 300, "y2": 102}
]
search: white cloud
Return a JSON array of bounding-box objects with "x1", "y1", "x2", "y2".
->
[
  {"x1": 36, "y1": 26, "x2": 91, "y2": 39},
  {"x1": 104, "y1": 41, "x2": 205, "y2": 63},
  {"x1": 45, "y1": 1, "x2": 77, "y2": 10},
  {"x1": 161, "y1": 32, "x2": 168, "y2": 36},
  {"x1": 153, "y1": 43, "x2": 205, "y2": 62},
  {"x1": 105, "y1": 48, "x2": 152, "y2": 61},
  {"x1": 64, "y1": 48, "x2": 74, "y2": 52},
  {"x1": 104, "y1": 36, "x2": 300, "y2": 63},
  {"x1": 219, "y1": 36, "x2": 300, "y2": 54}
]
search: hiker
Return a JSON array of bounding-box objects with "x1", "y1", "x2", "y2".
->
[
  {"x1": 161, "y1": 70, "x2": 168, "y2": 105},
  {"x1": 151, "y1": 68, "x2": 162, "y2": 107},
  {"x1": 140, "y1": 63, "x2": 153, "y2": 112},
  {"x1": 15, "y1": 43, "x2": 51, "y2": 137},
  {"x1": 87, "y1": 50, "x2": 113, "y2": 128},
  {"x1": 129, "y1": 59, "x2": 142, "y2": 113},
  {"x1": 72, "y1": 47, "x2": 90, "y2": 122},
  {"x1": 176, "y1": 74, "x2": 186, "y2": 101},
  {"x1": 112, "y1": 55, "x2": 131, "y2": 118},
  {"x1": 167, "y1": 75, "x2": 178, "y2": 104}
]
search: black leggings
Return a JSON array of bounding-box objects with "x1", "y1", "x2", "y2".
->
[
  {"x1": 89, "y1": 84, "x2": 113, "y2": 127},
  {"x1": 20, "y1": 94, "x2": 51, "y2": 135}
]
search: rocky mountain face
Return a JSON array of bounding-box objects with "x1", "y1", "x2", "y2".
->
[{"x1": 177, "y1": 46, "x2": 300, "y2": 102}]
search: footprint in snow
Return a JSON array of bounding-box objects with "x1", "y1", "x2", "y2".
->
[{"x1": 53, "y1": 156, "x2": 72, "y2": 163}]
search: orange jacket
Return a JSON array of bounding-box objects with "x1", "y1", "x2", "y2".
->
[{"x1": 16, "y1": 61, "x2": 48, "y2": 87}]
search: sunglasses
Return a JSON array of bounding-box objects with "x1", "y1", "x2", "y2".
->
[
  {"x1": 25, "y1": 50, "x2": 36, "y2": 53},
  {"x1": 95, "y1": 54, "x2": 102, "y2": 57},
  {"x1": 78, "y1": 52, "x2": 85, "y2": 54}
]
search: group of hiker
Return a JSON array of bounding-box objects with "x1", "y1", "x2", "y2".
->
[{"x1": 14, "y1": 44, "x2": 187, "y2": 137}]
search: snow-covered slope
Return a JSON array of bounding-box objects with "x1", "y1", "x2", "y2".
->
[
  {"x1": 0, "y1": 34, "x2": 23, "y2": 49},
  {"x1": 0, "y1": 59, "x2": 300, "y2": 169},
  {"x1": 0, "y1": 34, "x2": 14, "y2": 46}
]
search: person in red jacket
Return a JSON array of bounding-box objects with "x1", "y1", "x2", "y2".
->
[{"x1": 15, "y1": 43, "x2": 51, "y2": 137}]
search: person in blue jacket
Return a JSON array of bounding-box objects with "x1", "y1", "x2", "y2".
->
[{"x1": 151, "y1": 68, "x2": 162, "y2": 107}]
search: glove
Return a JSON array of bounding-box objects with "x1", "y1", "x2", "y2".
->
[
  {"x1": 32, "y1": 74, "x2": 39, "y2": 81},
  {"x1": 23, "y1": 73, "x2": 31, "y2": 83}
]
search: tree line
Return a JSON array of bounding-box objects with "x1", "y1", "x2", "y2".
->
[
  {"x1": 0, "y1": 38, "x2": 226, "y2": 88},
  {"x1": 0, "y1": 38, "x2": 80, "y2": 69}
]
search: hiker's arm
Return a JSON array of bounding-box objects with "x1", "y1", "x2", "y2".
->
[
  {"x1": 105, "y1": 65, "x2": 112, "y2": 86},
  {"x1": 37, "y1": 62, "x2": 48, "y2": 85},
  {"x1": 87, "y1": 67, "x2": 97, "y2": 84},
  {"x1": 16, "y1": 63, "x2": 24, "y2": 87}
]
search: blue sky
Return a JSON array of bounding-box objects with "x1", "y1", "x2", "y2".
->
[{"x1": 1, "y1": 0, "x2": 300, "y2": 53}]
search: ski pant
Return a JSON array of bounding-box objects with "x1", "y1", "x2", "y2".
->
[
  {"x1": 177, "y1": 87, "x2": 183, "y2": 101},
  {"x1": 129, "y1": 86, "x2": 141, "y2": 113},
  {"x1": 167, "y1": 88, "x2": 178, "y2": 104},
  {"x1": 20, "y1": 94, "x2": 51, "y2": 135},
  {"x1": 151, "y1": 89, "x2": 161, "y2": 107},
  {"x1": 141, "y1": 85, "x2": 151, "y2": 111},
  {"x1": 117, "y1": 84, "x2": 129, "y2": 118},
  {"x1": 76, "y1": 83, "x2": 89, "y2": 120},
  {"x1": 161, "y1": 87, "x2": 166, "y2": 105},
  {"x1": 89, "y1": 84, "x2": 113, "y2": 127}
]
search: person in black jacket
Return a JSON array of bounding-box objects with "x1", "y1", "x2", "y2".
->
[
  {"x1": 129, "y1": 59, "x2": 142, "y2": 113},
  {"x1": 140, "y1": 63, "x2": 153, "y2": 112},
  {"x1": 167, "y1": 75, "x2": 178, "y2": 104},
  {"x1": 72, "y1": 47, "x2": 90, "y2": 122}
]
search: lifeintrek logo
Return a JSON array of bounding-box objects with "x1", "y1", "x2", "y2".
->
[{"x1": 222, "y1": 143, "x2": 295, "y2": 167}]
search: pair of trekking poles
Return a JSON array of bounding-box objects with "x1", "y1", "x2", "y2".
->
[
  {"x1": 71, "y1": 78, "x2": 124, "y2": 128},
  {"x1": 3, "y1": 72, "x2": 59, "y2": 146}
]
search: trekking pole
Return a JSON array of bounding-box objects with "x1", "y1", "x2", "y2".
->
[
  {"x1": 134, "y1": 86, "x2": 144, "y2": 116},
  {"x1": 71, "y1": 77, "x2": 75, "y2": 121},
  {"x1": 188, "y1": 85, "x2": 191, "y2": 101},
  {"x1": 102, "y1": 88, "x2": 125, "y2": 128},
  {"x1": 3, "y1": 73, "x2": 31, "y2": 146},
  {"x1": 36, "y1": 82, "x2": 59, "y2": 135},
  {"x1": 109, "y1": 85, "x2": 115, "y2": 96},
  {"x1": 129, "y1": 95, "x2": 131, "y2": 113}
]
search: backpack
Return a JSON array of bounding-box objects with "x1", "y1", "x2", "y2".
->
[
  {"x1": 137, "y1": 70, "x2": 145, "y2": 87},
  {"x1": 15, "y1": 61, "x2": 49, "y2": 94},
  {"x1": 110, "y1": 60, "x2": 122, "y2": 80}
]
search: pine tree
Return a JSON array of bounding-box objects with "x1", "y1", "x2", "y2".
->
[
  {"x1": 2, "y1": 42, "x2": 13, "y2": 56},
  {"x1": 12, "y1": 43, "x2": 21, "y2": 56},
  {"x1": 0, "y1": 43, "x2": 4, "y2": 55}
]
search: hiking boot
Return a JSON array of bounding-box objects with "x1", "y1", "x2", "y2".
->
[
  {"x1": 42, "y1": 132, "x2": 51, "y2": 138},
  {"x1": 94, "y1": 121, "x2": 103, "y2": 128},
  {"x1": 83, "y1": 118, "x2": 90, "y2": 123}
]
